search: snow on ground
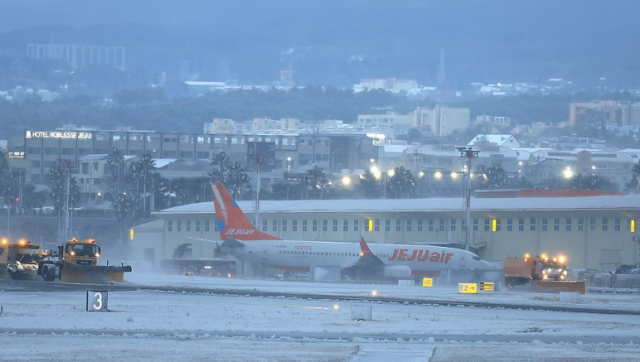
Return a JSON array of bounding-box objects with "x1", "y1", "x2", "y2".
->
[
  {"x1": 128, "y1": 271, "x2": 640, "y2": 312},
  {"x1": 2, "y1": 272, "x2": 640, "y2": 361}
]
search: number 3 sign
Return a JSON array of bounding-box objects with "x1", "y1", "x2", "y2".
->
[{"x1": 86, "y1": 290, "x2": 109, "y2": 312}]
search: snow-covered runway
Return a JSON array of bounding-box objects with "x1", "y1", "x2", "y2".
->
[{"x1": 1, "y1": 272, "x2": 640, "y2": 361}]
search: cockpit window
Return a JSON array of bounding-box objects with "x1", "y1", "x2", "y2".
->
[{"x1": 473, "y1": 256, "x2": 481, "y2": 260}]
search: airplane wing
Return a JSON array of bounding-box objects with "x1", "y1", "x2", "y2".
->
[
  {"x1": 343, "y1": 236, "x2": 411, "y2": 280},
  {"x1": 187, "y1": 236, "x2": 245, "y2": 250}
]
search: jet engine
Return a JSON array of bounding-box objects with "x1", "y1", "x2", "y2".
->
[{"x1": 383, "y1": 265, "x2": 412, "y2": 279}]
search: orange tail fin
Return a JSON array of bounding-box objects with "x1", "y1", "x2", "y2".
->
[
  {"x1": 359, "y1": 235, "x2": 373, "y2": 256},
  {"x1": 210, "y1": 183, "x2": 280, "y2": 241}
]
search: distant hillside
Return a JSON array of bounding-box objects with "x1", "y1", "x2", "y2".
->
[{"x1": 0, "y1": 0, "x2": 638, "y2": 88}]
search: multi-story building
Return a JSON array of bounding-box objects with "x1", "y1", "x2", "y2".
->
[
  {"x1": 357, "y1": 112, "x2": 414, "y2": 129},
  {"x1": 356, "y1": 78, "x2": 418, "y2": 91},
  {"x1": 203, "y1": 119, "x2": 236, "y2": 134},
  {"x1": 26, "y1": 43, "x2": 126, "y2": 70},
  {"x1": 415, "y1": 105, "x2": 470, "y2": 137},
  {"x1": 21, "y1": 125, "x2": 382, "y2": 191},
  {"x1": 357, "y1": 105, "x2": 470, "y2": 137},
  {"x1": 569, "y1": 100, "x2": 640, "y2": 127},
  {"x1": 524, "y1": 149, "x2": 634, "y2": 190}
]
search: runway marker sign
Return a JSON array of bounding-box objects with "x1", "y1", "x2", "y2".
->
[
  {"x1": 480, "y1": 282, "x2": 494, "y2": 292},
  {"x1": 458, "y1": 283, "x2": 478, "y2": 294}
]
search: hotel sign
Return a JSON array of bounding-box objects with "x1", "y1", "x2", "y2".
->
[{"x1": 25, "y1": 130, "x2": 92, "y2": 140}]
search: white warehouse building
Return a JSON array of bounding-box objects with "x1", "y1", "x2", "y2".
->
[{"x1": 129, "y1": 194, "x2": 640, "y2": 274}]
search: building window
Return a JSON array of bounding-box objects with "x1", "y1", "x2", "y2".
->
[
  {"x1": 273, "y1": 220, "x2": 278, "y2": 232},
  {"x1": 602, "y1": 218, "x2": 608, "y2": 232},
  {"x1": 542, "y1": 219, "x2": 548, "y2": 232},
  {"x1": 484, "y1": 219, "x2": 490, "y2": 232},
  {"x1": 177, "y1": 221, "x2": 182, "y2": 232},
  {"x1": 506, "y1": 219, "x2": 513, "y2": 232},
  {"x1": 354, "y1": 219, "x2": 359, "y2": 232},
  {"x1": 195, "y1": 220, "x2": 200, "y2": 232},
  {"x1": 293, "y1": 220, "x2": 298, "y2": 232},
  {"x1": 167, "y1": 221, "x2": 173, "y2": 232},
  {"x1": 429, "y1": 219, "x2": 434, "y2": 232},
  {"x1": 343, "y1": 219, "x2": 348, "y2": 232},
  {"x1": 566, "y1": 218, "x2": 572, "y2": 232},
  {"x1": 418, "y1": 219, "x2": 423, "y2": 232},
  {"x1": 518, "y1": 219, "x2": 524, "y2": 232},
  {"x1": 303, "y1": 220, "x2": 307, "y2": 232},
  {"x1": 615, "y1": 218, "x2": 621, "y2": 231},
  {"x1": 186, "y1": 221, "x2": 191, "y2": 232},
  {"x1": 364, "y1": 220, "x2": 370, "y2": 232},
  {"x1": 374, "y1": 219, "x2": 380, "y2": 232},
  {"x1": 262, "y1": 220, "x2": 267, "y2": 232},
  {"x1": 396, "y1": 219, "x2": 401, "y2": 232},
  {"x1": 282, "y1": 220, "x2": 288, "y2": 232},
  {"x1": 385, "y1": 219, "x2": 390, "y2": 232},
  {"x1": 553, "y1": 218, "x2": 560, "y2": 231},
  {"x1": 590, "y1": 218, "x2": 596, "y2": 231},
  {"x1": 473, "y1": 219, "x2": 479, "y2": 232},
  {"x1": 313, "y1": 220, "x2": 318, "y2": 232},
  {"x1": 450, "y1": 219, "x2": 456, "y2": 232},
  {"x1": 407, "y1": 219, "x2": 412, "y2": 232},
  {"x1": 322, "y1": 220, "x2": 328, "y2": 232},
  {"x1": 333, "y1": 219, "x2": 338, "y2": 232},
  {"x1": 577, "y1": 218, "x2": 584, "y2": 231},
  {"x1": 205, "y1": 220, "x2": 210, "y2": 232},
  {"x1": 496, "y1": 219, "x2": 501, "y2": 232},
  {"x1": 439, "y1": 219, "x2": 445, "y2": 232}
]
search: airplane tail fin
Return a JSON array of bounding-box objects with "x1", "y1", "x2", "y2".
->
[
  {"x1": 210, "y1": 183, "x2": 280, "y2": 241},
  {"x1": 359, "y1": 235, "x2": 373, "y2": 256}
]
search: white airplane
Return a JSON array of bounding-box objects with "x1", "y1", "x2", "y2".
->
[{"x1": 210, "y1": 183, "x2": 495, "y2": 279}]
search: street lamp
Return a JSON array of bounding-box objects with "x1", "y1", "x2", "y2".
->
[
  {"x1": 563, "y1": 168, "x2": 573, "y2": 179},
  {"x1": 341, "y1": 176, "x2": 352, "y2": 186},
  {"x1": 456, "y1": 147, "x2": 480, "y2": 252},
  {"x1": 287, "y1": 156, "x2": 292, "y2": 173}
]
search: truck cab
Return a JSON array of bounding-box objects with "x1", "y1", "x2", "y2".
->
[{"x1": 61, "y1": 238, "x2": 101, "y2": 266}]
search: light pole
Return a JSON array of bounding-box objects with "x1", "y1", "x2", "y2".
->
[
  {"x1": 456, "y1": 147, "x2": 479, "y2": 251},
  {"x1": 252, "y1": 156, "x2": 266, "y2": 226}
]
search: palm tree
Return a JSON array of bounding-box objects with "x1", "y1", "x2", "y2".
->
[
  {"x1": 626, "y1": 161, "x2": 640, "y2": 192},
  {"x1": 387, "y1": 166, "x2": 416, "y2": 199},
  {"x1": 105, "y1": 148, "x2": 125, "y2": 193},
  {"x1": 570, "y1": 174, "x2": 617, "y2": 191},
  {"x1": 304, "y1": 165, "x2": 327, "y2": 199},
  {"x1": 209, "y1": 151, "x2": 232, "y2": 184},
  {"x1": 226, "y1": 161, "x2": 251, "y2": 199},
  {"x1": 130, "y1": 153, "x2": 156, "y2": 214},
  {"x1": 0, "y1": 149, "x2": 10, "y2": 204},
  {"x1": 358, "y1": 168, "x2": 381, "y2": 199}
]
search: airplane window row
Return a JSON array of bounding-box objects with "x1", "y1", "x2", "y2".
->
[
  {"x1": 278, "y1": 250, "x2": 391, "y2": 258},
  {"x1": 165, "y1": 217, "x2": 634, "y2": 233}
]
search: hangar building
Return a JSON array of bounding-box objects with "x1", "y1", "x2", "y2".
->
[{"x1": 130, "y1": 193, "x2": 640, "y2": 275}]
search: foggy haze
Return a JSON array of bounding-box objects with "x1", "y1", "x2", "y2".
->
[{"x1": 0, "y1": 0, "x2": 639, "y2": 86}]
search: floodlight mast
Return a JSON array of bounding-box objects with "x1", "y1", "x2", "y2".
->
[{"x1": 457, "y1": 147, "x2": 479, "y2": 251}]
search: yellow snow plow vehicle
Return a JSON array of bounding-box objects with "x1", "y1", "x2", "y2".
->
[
  {"x1": 0, "y1": 238, "x2": 46, "y2": 280},
  {"x1": 37, "y1": 238, "x2": 132, "y2": 283}
]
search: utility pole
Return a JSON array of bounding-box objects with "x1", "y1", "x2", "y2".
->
[
  {"x1": 456, "y1": 147, "x2": 479, "y2": 251},
  {"x1": 64, "y1": 168, "x2": 70, "y2": 241},
  {"x1": 252, "y1": 155, "x2": 266, "y2": 227}
]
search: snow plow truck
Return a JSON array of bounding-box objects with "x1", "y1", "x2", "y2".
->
[
  {"x1": 37, "y1": 238, "x2": 132, "y2": 283},
  {"x1": 0, "y1": 238, "x2": 46, "y2": 280}
]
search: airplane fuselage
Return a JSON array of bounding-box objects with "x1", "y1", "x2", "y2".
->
[{"x1": 221, "y1": 239, "x2": 492, "y2": 275}]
